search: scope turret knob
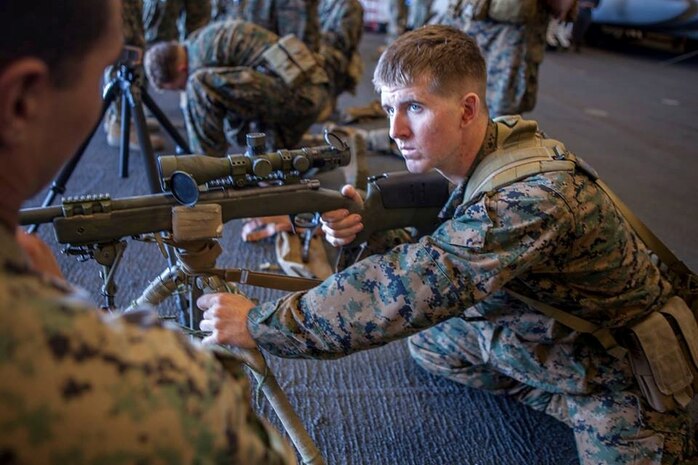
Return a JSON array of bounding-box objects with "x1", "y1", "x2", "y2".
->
[
  {"x1": 252, "y1": 158, "x2": 273, "y2": 177},
  {"x1": 292, "y1": 156, "x2": 311, "y2": 172},
  {"x1": 245, "y1": 132, "x2": 266, "y2": 157}
]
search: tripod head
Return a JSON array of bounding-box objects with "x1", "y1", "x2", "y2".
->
[
  {"x1": 117, "y1": 45, "x2": 144, "y2": 68},
  {"x1": 106, "y1": 45, "x2": 147, "y2": 91}
]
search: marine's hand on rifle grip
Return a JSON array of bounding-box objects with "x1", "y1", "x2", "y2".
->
[
  {"x1": 198, "y1": 293, "x2": 257, "y2": 349},
  {"x1": 320, "y1": 185, "x2": 364, "y2": 247}
]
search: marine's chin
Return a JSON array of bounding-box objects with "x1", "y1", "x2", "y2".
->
[{"x1": 403, "y1": 158, "x2": 430, "y2": 174}]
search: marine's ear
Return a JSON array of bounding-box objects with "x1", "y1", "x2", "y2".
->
[
  {"x1": 459, "y1": 91, "x2": 482, "y2": 128},
  {"x1": 0, "y1": 58, "x2": 50, "y2": 147}
]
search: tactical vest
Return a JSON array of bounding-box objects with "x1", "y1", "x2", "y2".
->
[
  {"x1": 468, "y1": 115, "x2": 698, "y2": 413},
  {"x1": 261, "y1": 35, "x2": 329, "y2": 88}
]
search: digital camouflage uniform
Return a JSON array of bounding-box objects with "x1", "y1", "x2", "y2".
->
[
  {"x1": 387, "y1": 0, "x2": 408, "y2": 43},
  {"x1": 408, "y1": 0, "x2": 434, "y2": 29},
  {"x1": 437, "y1": 0, "x2": 550, "y2": 116},
  {"x1": 183, "y1": 20, "x2": 329, "y2": 155},
  {"x1": 246, "y1": 117, "x2": 697, "y2": 464},
  {"x1": 143, "y1": 0, "x2": 212, "y2": 44},
  {"x1": 211, "y1": 0, "x2": 320, "y2": 52},
  {"x1": 0, "y1": 227, "x2": 297, "y2": 465},
  {"x1": 318, "y1": 0, "x2": 364, "y2": 98},
  {"x1": 124, "y1": 0, "x2": 147, "y2": 48}
]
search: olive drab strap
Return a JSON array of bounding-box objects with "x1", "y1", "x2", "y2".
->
[
  {"x1": 465, "y1": 115, "x2": 577, "y2": 201},
  {"x1": 463, "y1": 115, "x2": 623, "y2": 354},
  {"x1": 464, "y1": 145, "x2": 575, "y2": 201},
  {"x1": 505, "y1": 288, "x2": 628, "y2": 359}
]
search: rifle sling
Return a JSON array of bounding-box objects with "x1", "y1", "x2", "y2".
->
[
  {"x1": 505, "y1": 288, "x2": 628, "y2": 360},
  {"x1": 217, "y1": 269, "x2": 322, "y2": 292}
]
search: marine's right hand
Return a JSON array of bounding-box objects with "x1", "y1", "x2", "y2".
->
[{"x1": 320, "y1": 184, "x2": 364, "y2": 247}]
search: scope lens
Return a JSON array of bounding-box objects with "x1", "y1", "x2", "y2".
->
[{"x1": 170, "y1": 171, "x2": 200, "y2": 206}]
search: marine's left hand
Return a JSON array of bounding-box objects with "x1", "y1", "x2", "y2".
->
[{"x1": 198, "y1": 293, "x2": 257, "y2": 348}]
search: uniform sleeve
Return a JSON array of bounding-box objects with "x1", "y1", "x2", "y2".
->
[
  {"x1": 320, "y1": 2, "x2": 363, "y2": 55},
  {"x1": 0, "y1": 295, "x2": 298, "y2": 465},
  {"x1": 248, "y1": 178, "x2": 577, "y2": 358}
]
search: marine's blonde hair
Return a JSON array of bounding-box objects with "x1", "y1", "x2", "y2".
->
[{"x1": 373, "y1": 25, "x2": 487, "y2": 98}]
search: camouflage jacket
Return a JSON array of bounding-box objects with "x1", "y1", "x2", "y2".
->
[
  {"x1": 248, "y1": 117, "x2": 672, "y2": 391},
  {"x1": 318, "y1": 0, "x2": 364, "y2": 95},
  {"x1": 122, "y1": 0, "x2": 145, "y2": 48},
  {"x1": 185, "y1": 19, "x2": 280, "y2": 72},
  {"x1": 211, "y1": 0, "x2": 320, "y2": 52},
  {"x1": 0, "y1": 227, "x2": 296, "y2": 465},
  {"x1": 319, "y1": 0, "x2": 363, "y2": 57},
  {"x1": 142, "y1": 0, "x2": 212, "y2": 43}
]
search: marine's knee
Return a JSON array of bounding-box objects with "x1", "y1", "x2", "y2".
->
[
  {"x1": 407, "y1": 332, "x2": 443, "y2": 374},
  {"x1": 407, "y1": 331, "x2": 474, "y2": 377}
]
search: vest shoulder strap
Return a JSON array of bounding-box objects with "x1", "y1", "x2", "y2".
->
[
  {"x1": 464, "y1": 145, "x2": 576, "y2": 201},
  {"x1": 465, "y1": 116, "x2": 576, "y2": 201}
]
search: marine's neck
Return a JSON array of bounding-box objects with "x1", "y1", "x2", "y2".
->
[{"x1": 447, "y1": 116, "x2": 490, "y2": 185}]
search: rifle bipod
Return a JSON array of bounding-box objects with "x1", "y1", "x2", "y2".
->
[{"x1": 124, "y1": 238, "x2": 325, "y2": 465}]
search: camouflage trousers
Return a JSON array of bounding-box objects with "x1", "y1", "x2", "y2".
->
[
  {"x1": 387, "y1": 0, "x2": 408, "y2": 43},
  {"x1": 408, "y1": 316, "x2": 698, "y2": 465},
  {"x1": 184, "y1": 67, "x2": 329, "y2": 156},
  {"x1": 143, "y1": 0, "x2": 211, "y2": 44},
  {"x1": 465, "y1": 20, "x2": 540, "y2": 116},
  {"x1": 211, "y1": 0, "x2": 320, "y2": 52}
]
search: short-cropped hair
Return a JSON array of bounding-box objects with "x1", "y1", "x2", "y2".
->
[
  {"x1": 373, "y1": 25, "x2": 487, "y2": 98},
  {"x1": 144, "y1": 42, "x2": 182, "y2": 90},
  {"x1": 0, "y1": 0, "x2": 112, "y2": 87}
]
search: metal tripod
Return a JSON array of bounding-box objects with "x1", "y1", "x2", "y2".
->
[
  {"x1": 124, "y1": 237, "x2": 326, "y2": 465},
  {"x1": 28, "y1": 57, "x2": 191, "y2": 233}
]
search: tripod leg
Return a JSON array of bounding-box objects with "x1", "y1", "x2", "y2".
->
[
  {"x1": 120, "y1": 94, "x2": 132, "y2": 178},
  {"x1": 124, "y1": 85, "x2": 162, "y2": 193},
  {"x1": 142, "y1": 89, "x2": 192, "y2": 153},
  {"x1": 186, "y1": 279, "x2": 205, "y2": 329},
  {"x1": 27, "y1": 88, "x2": 117, "y2": 233}
]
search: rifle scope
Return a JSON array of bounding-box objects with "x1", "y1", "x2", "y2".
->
[{"x1": 159, "y1": 131, "x2": 349, "y2": 191}]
